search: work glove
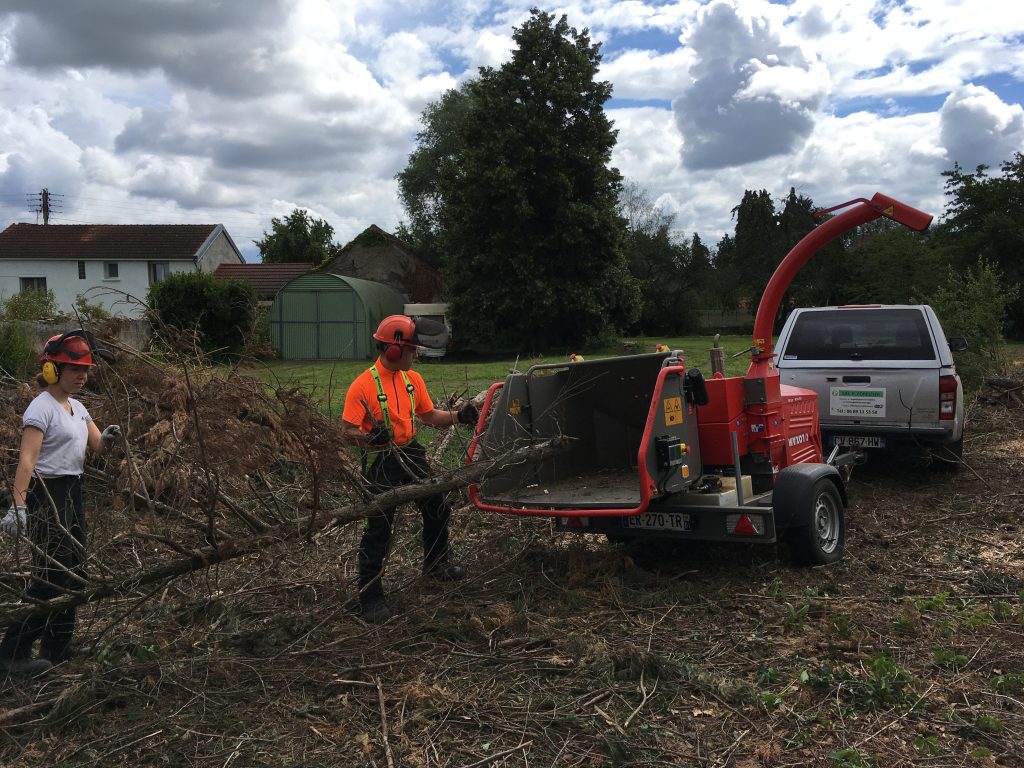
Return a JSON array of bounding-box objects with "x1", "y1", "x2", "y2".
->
[
  {"x1": 101, "y1": 424, "x2": 122, "y2": 448},
  {"x1": 1, "y1": 506, "x2": 27, "y2": 536},
  {"x1": 365, "y1": 422, "x2": 391, "y2": 447},
  {"x1": 457, "y1": 402, "x2": 479, "y2": 426}
]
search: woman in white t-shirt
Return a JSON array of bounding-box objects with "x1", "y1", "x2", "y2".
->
[{"x1": 0, "y1": 331, "x2": 120, "y2": 679}]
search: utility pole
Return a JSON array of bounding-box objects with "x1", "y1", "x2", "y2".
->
[{"x1": 27, "y1": 189, "x2": 62, "y2": 224}]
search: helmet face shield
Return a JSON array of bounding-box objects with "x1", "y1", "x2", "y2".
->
[{"x1": 409, "y1": 316, "x2": 446, "y2": 349}]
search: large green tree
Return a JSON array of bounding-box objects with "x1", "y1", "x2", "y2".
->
[
  {"x1": 256, "y1": 209, "x2": 337, "y2": 265},
  {"x1": 397, "y1": 9, "x2": 637, "y2": 352}
]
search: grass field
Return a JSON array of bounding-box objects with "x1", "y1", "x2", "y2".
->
[
  {"x1": 243, "y1": 335, "x2": 1024, "y2": 423},
  {"x1": 248, "y1": 333, "x2": 755, "y2": 412}
]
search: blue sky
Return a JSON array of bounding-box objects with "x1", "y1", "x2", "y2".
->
[{"x1": 1, "y1": 0, "x2": 1022, "y2": 262}]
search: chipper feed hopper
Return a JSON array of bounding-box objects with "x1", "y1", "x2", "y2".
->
[{"x1": 467, "y1": 193, "x2": 933, "y2": 565}]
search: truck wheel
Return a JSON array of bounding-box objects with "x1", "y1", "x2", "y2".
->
[
  {"x1": 788, "y1": 479, "x2": 845, "y2": 566},
  {"x1": 930, "y1": 436, "x2": 963, "y2": 474}
]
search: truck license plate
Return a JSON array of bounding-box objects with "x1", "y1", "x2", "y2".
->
[
  {"x1": 833, "y1": 435, "x2": 886, "y2": 449},
  {"x1": 622, "y1": 512, "x2": 692, "y2": 531}
]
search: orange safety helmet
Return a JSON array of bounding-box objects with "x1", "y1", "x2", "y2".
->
[
  {"x1": 40, "y1": 332, "x2": 94, "y2": 367},
  {"x1": 373, "y1": 315, "x2": 424, "y2": 349},
  {"x1": 40, "y1": 331, "x2": 95, "y2": 385}
]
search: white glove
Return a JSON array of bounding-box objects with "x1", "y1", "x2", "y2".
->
[
  {"x1": 1, "y1": 506, "x2": 27, "y2": 536},
  {"x1": 101, "y1": 424, "x2": 122, "y2": 448}
]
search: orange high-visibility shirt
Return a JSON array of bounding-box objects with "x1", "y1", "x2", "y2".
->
[{"x1": 342, "y1": 359, "x2": 434, "y2": 446}]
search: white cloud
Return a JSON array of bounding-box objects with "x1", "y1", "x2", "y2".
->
[
  {"x1": 602, "y1": 47, "x2": 696, "y2": 101},
  {"x1": 0, "y1": 0, "x2": 1023, "y2": 259},
  {"x1": 672, "y1": 2, "x2": 825, "y2": 170},
  {"x1": 939, "y1": 85, "x2": 1024, "y2": 169}
]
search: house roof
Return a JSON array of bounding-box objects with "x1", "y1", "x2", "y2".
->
[
  {"x1": 0, "y1": 223, "x2": 237, "y2": 262},
  {"x1": 322, "y1": 224, "x2": 444, "y2": 303},
  {"x1": 214, "y1": 262, "x2": 313, "y2": 300}
]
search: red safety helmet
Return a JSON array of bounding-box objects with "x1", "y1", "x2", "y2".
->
[
  {"x1": 373, "y1": 315, "x2": 424, "y2": 349},
  {"x1": 40, "y1": 332, "x2": 94, "y2": 367}
]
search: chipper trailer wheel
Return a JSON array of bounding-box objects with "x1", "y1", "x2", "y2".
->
[{"x1": 787, "y1": 479, "x2": 845, "y2": 566}]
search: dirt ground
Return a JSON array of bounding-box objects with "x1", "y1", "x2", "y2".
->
[{"x1": 0, "y1": 365, "x2": 1022, "y2": 767}]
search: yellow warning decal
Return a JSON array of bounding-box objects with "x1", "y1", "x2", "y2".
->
[
  {"x1": 664, "y1": 396, "x2": 683, "y2": 425},
  {"x1": 883, "y1": 205, "x2": 894, "y2": 217},
  {"x1": 509, "y1": 398, "x2": 522, "y2": 415}
]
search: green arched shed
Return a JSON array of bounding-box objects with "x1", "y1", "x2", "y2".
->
[{"x1": 270, "y1": 273, "x2": 406, "y2": 360}]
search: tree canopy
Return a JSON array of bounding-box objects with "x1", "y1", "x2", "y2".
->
[
  {"x1": 618, "y1": 182, "x2": 699, "y2": 334},
  {"x1": 397, "y1": 9, "x2": 637, "y2": 352},
  {"x1": 934, "y1": 154, "x2": 1024, "y2": 336},
  {"x1": 256, "y1": 209, "x2": 337, "y2": 265}
]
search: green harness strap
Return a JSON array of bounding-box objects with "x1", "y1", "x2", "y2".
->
[{"x1": 368, "y1": 366, "x2": 416, "y2": 435}]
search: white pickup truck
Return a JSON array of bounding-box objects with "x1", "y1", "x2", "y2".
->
[{"x1": 774, "y1": 304, "x2": 967, "y2": 470}]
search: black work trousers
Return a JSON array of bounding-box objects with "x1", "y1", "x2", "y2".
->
[
  {"x1": 357, "y1": 441, "x2": 451, "y2": 603},
  {"x1": 0, "y1": 475, "x2": 87, "y2": 661}
]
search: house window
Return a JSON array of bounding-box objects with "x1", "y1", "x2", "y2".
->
[
  {"x1": 104, "y1": 262, "x2": 119, "y2": 279},
  {"x1": 148, "y1": 261, "x2": 170, "y2": 285},
  {"x1": 78, "y1": 261, "x2": 86, "y2": 279},
  {"x1": 19, "y1": 277, "x2": 47, "y2": 292}
]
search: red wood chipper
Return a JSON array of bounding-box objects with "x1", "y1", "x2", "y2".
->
[{"x1": 466, "y1": 193, "x2": 933, "y2": 565}]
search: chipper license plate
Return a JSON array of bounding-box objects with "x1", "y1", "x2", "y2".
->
[
  {"x1": 833, "y1": 435, "x2": 886, "y2": 448},
  {"x1": 622, "y1": 512, "x2": 692, "y2": 531}
]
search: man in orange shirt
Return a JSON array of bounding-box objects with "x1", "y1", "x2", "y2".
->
[{"x1": 342, "y1": 315, "x2": 479, "y2": 623}]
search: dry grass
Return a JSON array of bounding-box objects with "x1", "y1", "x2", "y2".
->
[{"x1": 0, "y1": 357, "x2": 1021, "y2": 767}]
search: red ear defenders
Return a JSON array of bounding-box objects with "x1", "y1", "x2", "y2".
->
[{"x1": 384, "y1": 343, "x2": 405, "y2": 363}]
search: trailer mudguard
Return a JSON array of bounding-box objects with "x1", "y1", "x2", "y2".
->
[{"x1": 772, "y1": 464, "x2": 847, "y2": 529}]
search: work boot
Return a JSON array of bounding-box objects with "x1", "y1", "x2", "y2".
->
[
  {"x1": 359, "y1": 598, "x2": 393, "y2": 624},
  {"x1": 424, "y1": 562, "x2": 467, "y2": 581},
  {"x1": 0, "y1": 657, "x2": 53, "y2": 678}
]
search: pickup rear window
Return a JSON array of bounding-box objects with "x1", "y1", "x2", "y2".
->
[{"x1": 782, "y1": 309, "x2": 936, "y2": 361}]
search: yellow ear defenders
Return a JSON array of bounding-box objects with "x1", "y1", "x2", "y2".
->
[{"x1": 42, "y1": 360, "x2": 60, "y2": 385}]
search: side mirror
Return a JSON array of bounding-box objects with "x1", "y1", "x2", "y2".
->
[{"x1": 948, "y1": 337, "x2": 968, "y2": 352}]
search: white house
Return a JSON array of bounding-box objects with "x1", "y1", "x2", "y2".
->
[{"x1": 0, "y1": 223, "x2": 245, "y2": 317}]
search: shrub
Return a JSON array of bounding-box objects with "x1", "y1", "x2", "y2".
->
[
  {"x1": 925, "y1": 258, "x2": 1018, "y2": 390},
  {"x1": 73, "y1": 294, "x2": 112, "y2": 324},
  {"x1": 2, "y1": 289, "x2": 60, "y2": 322},
  {"x1": 0, "y1": 322, "x2": 37, "y2": 380},
  {"x1": 147, "y1": 272, "x2": 257, "y2": 360},
  {"x1": 244, "y1": 305, "x2": 277, "y2": 360}
]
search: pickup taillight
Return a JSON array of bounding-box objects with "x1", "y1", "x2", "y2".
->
[{"x1": 939, "y1": 375, "x2": 958, "y2": 420}]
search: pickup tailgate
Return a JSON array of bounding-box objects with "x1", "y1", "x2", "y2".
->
[
  {"x1": 775, "y1": 307, "x2": 943, "y2": 441},
  {"x1": 778, "y1": 360, "x2": 941, "y2": 432}
]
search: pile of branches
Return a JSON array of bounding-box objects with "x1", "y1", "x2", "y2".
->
[{"x1": 0, "y1": 341, "x2": 561, "y2": 635}]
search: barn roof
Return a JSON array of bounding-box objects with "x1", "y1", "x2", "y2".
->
[{"x1": 213, "y1": 262, "x2": 313, "y2": 300}]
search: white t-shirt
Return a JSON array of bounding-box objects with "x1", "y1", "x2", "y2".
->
[{"x1": 22, "y1": 391, "x2": 92, "y2": 477}]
